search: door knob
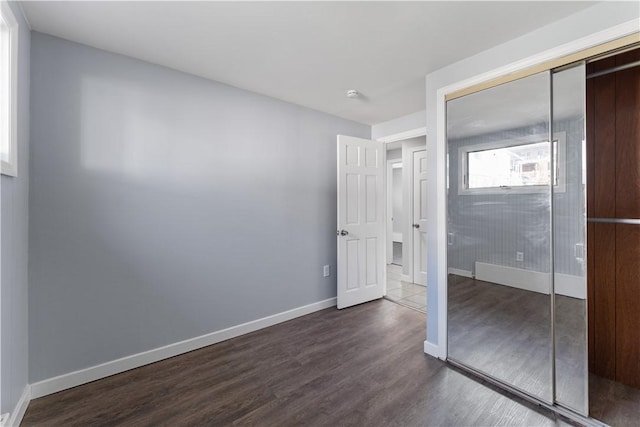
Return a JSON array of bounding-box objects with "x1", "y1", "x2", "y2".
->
[
  {"x1": 339, "y1": 229, "x2": 349, "y2": 236},
  {"x1": 413, "y1": 224, "x2": 420, "y2": 229}
]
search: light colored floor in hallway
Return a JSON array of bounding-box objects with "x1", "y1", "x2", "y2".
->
[{"x1": 385, "y1": 264, "x2": 426, "y2": 313}]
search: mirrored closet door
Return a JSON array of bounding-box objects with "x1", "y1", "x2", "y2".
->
[
  {"x1": 446, "y1": 64, "x2": 589, "y2": 416},
  {"x1": 551, "y1": 63, "x2": 588, "y2": 415},
  {"x1": 446, "y1": 71, "x2": 555, "y2": 404}
]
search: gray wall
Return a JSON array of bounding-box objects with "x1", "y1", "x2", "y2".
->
[
  {"x1": 29, "y1": 33, "x2": 369, "y2": 382},
  {"x1": 1, "y1": 1, "x2": 30, "y2": 415},
  {"x1": 447, "y1": 118, "x2": 585, "y2": 277}
]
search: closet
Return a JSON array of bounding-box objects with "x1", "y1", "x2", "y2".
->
[
  {"x1": 587, "y1": 48, "x2": 640, "y2": 388},
  {"x1": 445, "y1": 43, "x2": 640, "y2": 425}
]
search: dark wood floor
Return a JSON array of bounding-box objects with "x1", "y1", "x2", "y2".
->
[
  {"x1": 447, "y1": 274, "x2": 640, "y2": 426},
  {"x1": 22, "y1": 300, "x2": 568, "y2": 426},
  {"x1": 590, "y1": 373, "x2": 640, "y2": 426},
  {"x1": 448, "y1": 274, "x2": 557, "y2": 403}
]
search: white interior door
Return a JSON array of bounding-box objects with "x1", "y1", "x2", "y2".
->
[
  {"x1": 412, "y1": 150, "x2": 427, "y2": 286},
  {"x1": 337, "y1": 135, "x2": 385, "y2": 309}
]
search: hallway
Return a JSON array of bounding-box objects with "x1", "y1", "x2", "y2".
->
[{"x1": 385, "y1": 264, "x2": 426, "y2": 312}]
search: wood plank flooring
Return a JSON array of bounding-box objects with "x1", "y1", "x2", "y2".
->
[
  {"x1": 448, "y1": 274, "x2": 591, "y2": 412},
  {"x1": 446, "y1": 274, "x2": 640, "y2": 426},
  {"x1": 447, "y1": 274, "x2": 556, "y2": 403},
  {"x1": 22, "y1": 300, "x2": 567, "y2": 427}
]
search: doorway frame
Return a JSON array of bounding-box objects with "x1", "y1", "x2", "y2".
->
[
  {"x1": 431, "y1": 21, "x2": 640, "y2": 362},
  {"x1": 378, "y1": 128, "x2": 427, "y2": 288},
  {"x1": 386, "y1": 159, "x2": 403, "y2": 266},
  {"x1": 406, "y1": 145, "x2": 426, "y2": 285}
]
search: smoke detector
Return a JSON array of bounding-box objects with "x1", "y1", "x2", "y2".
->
[{"x1": 346, "y1": 90, "x2": 359, "y2": 98}]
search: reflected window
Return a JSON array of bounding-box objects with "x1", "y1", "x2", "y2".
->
[
  {"x1": 0, "y1": 0, "x2": 18, "y2": 177},
  {"x1": 459, "y1": 133, "x2": 565, "y2": 194}
]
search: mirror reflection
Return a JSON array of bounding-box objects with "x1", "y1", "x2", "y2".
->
[
  {"x1": 552, "y1": 64, "x2": 588, "y2": 415},
  {"x1": 446, "y1": 71, "x2": 554, "y2": 403},
  {"x1": 445, "y1": 46, "x2": 640, "y2": 426}
]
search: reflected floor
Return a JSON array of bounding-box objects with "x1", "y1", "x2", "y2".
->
[
  {"x1": 448, "y1": 274, "x2": 640, "y2": 425},
  {"x1": 385, "y1": 264, "x2": 426, "y2": 313},
  {"x1": 590, "y1": 374, "x2": 640, "y2": 426},
  {"x1": 447, "y1": 274, "x2": 586, "y2": 410}
]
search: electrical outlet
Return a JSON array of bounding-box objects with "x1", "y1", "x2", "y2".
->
[
  {"x1": 516, "y1": 252, "x2": 524, "y2": 262},
  {"x1": 323, "y1": 265, "x2": 330, "y2": 277}
]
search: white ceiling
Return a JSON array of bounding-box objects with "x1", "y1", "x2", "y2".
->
[
  {"x1": 22, "y1": 1, "x2": 598, "y2": 125},
  {"x1": 447, "y1": 64, "x2": 586, "y2": 140}
]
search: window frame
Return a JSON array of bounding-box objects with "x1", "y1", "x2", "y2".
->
[
  {"x1": 457, "y1": 132, "x2": 566, "y2": 195},
  {"x1": 0, "y1": 0, "x2": 18, "y2": 177}
]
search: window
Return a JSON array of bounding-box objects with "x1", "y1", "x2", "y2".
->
[
  {"x1": 0, "y1": 0, "x2": 18, "y2": 177},
  {"x1": 458, "y1": 133, "x2": 566, "y2": 195}
]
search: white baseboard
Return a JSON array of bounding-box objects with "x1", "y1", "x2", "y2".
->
[
  {"x1": 401, "y1": 274, "x2": 412, "y2": 283},
  {"x1": 447, "y1": 268, "x2": 473, "y2": 278},
  {"x1": 423, "y1": 340, "x2": 444, "y2": 360},
  {"x1": 30, "y1": 298, "x2": 337, "y2": 399},
  {"x1": 476, "y1": 262, "x2": 550, "y2": 295},
  {"x1": 556, "y1": 273, "x2": 586, "y2": 300},
  {"x1": 475, "y1": 262, "x2": 585, "y2": 300},
  {"x1": 2, "y1": 385, "x2": 30, "y2": 427}
]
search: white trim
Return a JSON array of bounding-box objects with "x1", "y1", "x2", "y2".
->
[
  {"x1": 411, "y1": 149, "x2": 428, "y2": 286},
  {"x1": 2, "y1": 385, "x2": 30, "y2": 427},
  {"x1": 474, "y1": 262, "x2": 586, "y2": 300},
  {"x1": 0, "y1": 0, "x2": 18, "y2": 177},
  {"x1": 16, "y1": 1, "x2": 31, "y2": 30},
  {"x1": 433, "y1": 19, "x2": 639, "y2": 360},
  {"x1": 436, "y1": 82, "x2": 448, "y2": 362},
  {"x1": 440, "y1": 20, "x2": 638, "y2": 104},
  {"x1": 556, "y1": 273, "x2": 587, "y2": 300},
  {"x1": 392, "y1": 232, "x2": 402, "y2": 243},
  {"x1": 476, "y1": 262, "x2": 550, "y2": 294},
  {"x1": 371, "y1": 110, "x2": 426, "y2": 141},
  {"x1": 401, "y1": 273, "x2": 412, "y2": 283},
  {"x1": 386, "y1": 159, "x2": 402, "y2": 265},
  {"x1": 447, "y1": 268, "x2": 472, "y2": 278},
  {"x1": 423, "y1": 340, "x2": 443, "y2": 360},
  {"x1": 404, "y1": 144, "x2": 425, "y2": 285},
  {"x1": 30, "y1": 298, "x2": 336, "y2": 399},
  {"x1": 376, "y1": 127, "x2": 427, "y2": 144}
]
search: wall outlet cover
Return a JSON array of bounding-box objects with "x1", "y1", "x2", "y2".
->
[
  {"x1": 516, "y1": 252, "x2": 524, "y2": 262},
  {"x1": 323, "y1": 265, "x2": 330, "y2": 277}
]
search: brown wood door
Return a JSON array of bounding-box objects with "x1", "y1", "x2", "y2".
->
[{"x1": 587, "y1": 48, "x2": 640, "y2": 389}]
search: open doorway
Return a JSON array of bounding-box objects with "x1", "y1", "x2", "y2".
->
[
  {"x1": 335, "y1": 133, "x2": 427, "y2": 312},
  {"x1": 386, "y1": 146, "x2": 403, "y2": 267},
  {"x1": 383, "y1": 137, "x2": 427, "y2": 313}
]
